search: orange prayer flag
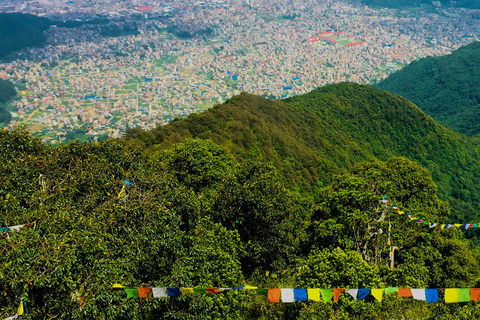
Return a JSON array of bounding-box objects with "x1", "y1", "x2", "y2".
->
[
  {"x1": 138, "y1": 287, "x2": 151, "y2": 298},
  {"x1": 333, "y1": 288, "x2": 345, "y2": 302},
  {"x1": 398, "y1": 288, "x2": 412, "y2": 297},
  {"x1": 206, "y1": 288, "x2": 219, "y2": 294},
  {"x1": 471, "y1": 288, "x2": 480, "y2": 301},
  {"x1": 268, "y1": 288, "x2": 281, "y2": 303}
]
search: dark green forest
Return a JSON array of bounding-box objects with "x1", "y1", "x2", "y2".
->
[
  {"x1": 362, "y1": 0, "x2": 480, "y2": 9},
  {"x1": 377, "y1": 42, "x2": 480, "y2": 136},
  {"x1": 3, "y1": 84, "x2": 480, "y2": 319},
  {"x1": 0, "y1": 13, "x2": 52, "y2": 59},
  {"x1": 0, "y1": 78, "x2": 16, "y2": 124},
  {"x1": 126, "y1": 83, "x2": 480, "y2": 225}
]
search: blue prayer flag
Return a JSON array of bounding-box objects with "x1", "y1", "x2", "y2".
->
[
  {"x1": 358, "y1": 289, "x2": 371, "y2": 300},
  {"x1": 294, "y1": 289, "x2": 307, "y2": 301},
  {"x1": 425, "y1": 289, "x2": 438, "y2": 303},
  {"x1": 167, "y1": 287, "x2": 181, "y2": 297}
]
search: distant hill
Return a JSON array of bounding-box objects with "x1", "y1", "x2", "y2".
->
[
  {"x1": 377, "y1": 42, "x2": 480, "y2": 136},
  {"x1": 126, "y1": 82, "x2": 480, "y2": 223},
  {"x1": 0, "y1": 13, "x2": 52, "y2": 59},
  {"x1": 0, "y1": 78, "x2": 16, "y2": 124},
  {"x1": 362, "y1": 0, "x2": 480, "y2": 9}
]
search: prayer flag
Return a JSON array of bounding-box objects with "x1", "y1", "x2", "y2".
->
[
  {"x1": 458, "y1": 288, "x2": 470, "y2": 302},
  {"x1": 294, "y1": 289, "x2": 307, "y2": 301},
  {"x1": 454, "y1": 224, "x2": 462, "y2": 228},
  {"x1": 371, "y1": 289, "x2": 383, "y2": 302},
  {"x1": 180, "y1": 288, "x2": 194, "y2": 295},
  {"x1": 194, "y1": 288, "x2": 207, "y2": 294},
  {"x1": 307, "y1": 288, "x2": 320, "y2": 301},
  {"x1": 384, "y1": 287, "x2": 398, "y2": 294},
  {"x1": 219, "y1": 288, "x2": 231, "y2": 292},
  {"x1": 112, "y1": 283, "x2": 125, "y2": 289},
  {"x1": 470, "y1": 288, "x2": 480, "y2": 301},
  {"x1": 445, "y1": 289, "x2": 459, "y2": 303},
  {"x1": 244, "y1": 285, "x2": 258, "y2": 290},
  {"x1": 358, "y1": 289, "x2": 371, "y2": 300},
  {"x1": 206, "y1": 288, "x2": 219, "y2": 294},
  {"x1": 281, "y1": 289, "x2": 294, "y2": 303},
  {"x1": 398, "y1": 288, "x2": 412, "y2": 297},
  {"x1": 268, "y1": 288, "x2": 281, "y2": 303},
  {"x1": 138, "y1": 287, "x2": 151, "y2": 298},
  {"x1": 167, "y1": 287, "x2": 181, "y2": 297},
  {"x1": 346, "y1": 289, "x2": 358, "y2": 300},
  {"x1": 257, "y1": 288, "x2": 268, "y2": 296},
  {"x1": 411, "y1": 289, "x2": 426, "y2": 301},
  {"x1": 425, "y1": 289, "x2": 439, "y2": 303},
  {"x1": 320, "y1": 289, "x2": 333, "y2": 302},
  {"x1": 152, "y1": 287, "x2": 167, "y2": 298},
  {"x1": 125, "y1": 288, "x2": 139, "y2": 299},
  {"x1": 472, "y1": 223, "x2": 479, "y2": 228},
  {"x1": 333, "y1": 288, "x2": 345, "y2": 302},
  {"x1": 17, "y1": 300, "x2": 24, "y2": 316}
]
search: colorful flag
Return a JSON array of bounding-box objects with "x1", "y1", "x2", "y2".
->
[
  {"x1": 320, "y1": 289, "x2": 333, "y2": 303},
  {"x1": 425, "y1": 289, "x2": 439, "y2": 303},
  {"x1": 152, "y1": 287, "x2": 167, "y2": 298},
  {"x1": 268, "y1": 288, "x2": 281, "y2": 303},
  {"x1": 307, "y1": 288, "x2": 320, "y2": 301},
  {"x1": 411, "y1": 289, "x2": 426, "y2": 301},
  {"x1": 371, "y1": 289, "x2": 383, "y2": 302},
  {"x1": 445, "y1": 289, "x2": 459, "y2": 303},
  {"x1": 294, "y1": 289, "x2": 307, "y2": 301},
  {"x1": 281, "y1": 289, "x2": 294, "y2": 303}
]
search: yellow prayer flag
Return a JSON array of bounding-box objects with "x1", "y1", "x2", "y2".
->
[
  {"x1": 454, "y1": 224, "x2": 462, "y2": 228},
  {"x1": 117, "y1": 185, "x2": 126, "y2": 199},
  {"x1": 371, "y1": 289, "x2": 384, "y2": 302},
  {"x1": 399, "y1": 211, "x2": 404, "y2": 214},
  {"x1": 112, "y1": 283, "x2": 125, "y2": 288},
  {"x1": 441, "y1": 224, "x2": 446, "y2": 230},
  {"x1": 307, "y1": 288, "x2": 321, "y2": 301},
  {"x1": 17, "y1": 300, "x2": 24, "y2": 315},
  {"x1": 244, "y1": 285, "x2": 258, "y2": 290},
  {"x1": 181, "y1": 287, "x2": 194, "y2": 295},
  {"x1": 445, "y1": 288, "x2": 459, "y2": 303}
]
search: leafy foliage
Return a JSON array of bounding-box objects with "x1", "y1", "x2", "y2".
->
[
  {"x1": 0, "y1": 78, "x2": 16, "y2": 124},
  {"x1": 377, "y1": 42, "x2": 480, "y2": 136},
  {"x1": 3, "y1": 82, "x2": 480, "y2": 318},
  {"x1": 127, "y1": 82, "x2": 480, "y2": 223},
  {"x1": 0, "y1": 13, "x2": 52, "y2": 59}
]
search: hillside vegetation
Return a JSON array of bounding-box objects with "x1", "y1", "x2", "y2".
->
[
  {"x1": 0, "y1": 79, "x2": 16, "y2": 124},
  {"x1": 377, "y1": 42, "x2": 480, "y2": 136},
  {"x1": 127, "y1": 83, "x2": 480, "y2": 224},
  {"x1": 3, "y1": 84, "x2": 480, "y2": 318},
  {"x1": 0, "y1": 13, "x2": 52, "y2": 59},
  {"x1": 362, "y1": 0, "x2": 480, "y2": 9}
]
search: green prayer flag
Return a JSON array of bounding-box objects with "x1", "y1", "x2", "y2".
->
[
  {"x1": 384, "y1": 287, "x2": 398, "y2": 294},
  {"x1": 257, "y1": 288, "x2": 268, "y2": 296},
  {"x1": 458, "y1": 288, "x2": 471, "y2": 302},
  {"x1": 473, "y1": 223, "x2": 479, "y2": 229},
  {"x1": 320, "y1": 289, "x2": 333, "y2": 303},
  {"x1": 194, "y1": 288, "x2": 207, "y2": 294},
  {"x1": 125, "y1": 288, "x2": 139, "y2": 299}
]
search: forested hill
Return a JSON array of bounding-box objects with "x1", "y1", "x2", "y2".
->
[
  {"x1": 127, "y1": 82, "x2": 480, "y2": 223},
  {"x1": 0, "y1": 78, "x2": 16, "y2": 124},
  {"x1": 377, "y1": 42, "x2": 480, "y2": 136},
  {"x1": 0, "y1": 13, "x2": 52, "y2": 59},
  {"x1": 3, "y1": 86, "x2": 480, "y2": 318}
]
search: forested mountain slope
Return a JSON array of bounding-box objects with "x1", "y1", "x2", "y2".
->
[
  {"x1": 0, "y1": 78, "x2": 16, "y2": 124},
  {"x1": 377, "y1": 42, "x2": 480, "y2": 136},
  {"x1": 127, "y1": 82, "x2": 480, "y2": 223}
]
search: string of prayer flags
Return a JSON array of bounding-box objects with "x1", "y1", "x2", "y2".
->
[
  {"x1": 111, "y1": 284, "x2": 480, "y2": 305},
  {"x1": 374, "y1": 186, "x2": 480, "y2": 230}
]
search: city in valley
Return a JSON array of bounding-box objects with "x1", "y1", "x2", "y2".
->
[{"x1": 0, "y1": 0, "x2": 478, "y2": 144}]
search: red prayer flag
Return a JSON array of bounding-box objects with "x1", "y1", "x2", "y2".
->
[
  {"x1": 268, "y1": 288, "x2": 281, "y2": 303},
  {"x1": 206, "y1": 288, "x2": 219, "y2": 294},
  {"x1": 333, "y1": 288, "x2": 345, "y2": 302},
  {"x1": 138, "y1": 287, "x2": 151, "y2": 298},
  {"x1": 398, "y1": 288, "x2": 412, "y2": 297},
  {"x1": 471, "y1": 288, "x2": 480, "y2": 301}
]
